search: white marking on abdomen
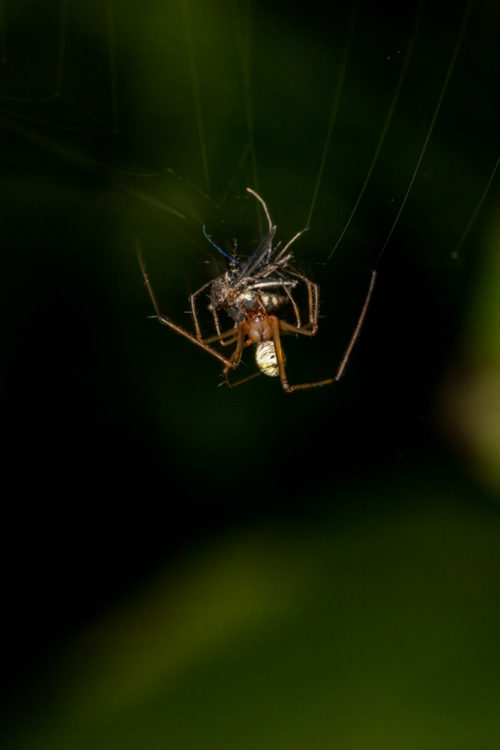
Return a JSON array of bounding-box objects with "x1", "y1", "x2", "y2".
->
[{"x1": 255, "y1": 340, "x2": 283, "y2": 377}]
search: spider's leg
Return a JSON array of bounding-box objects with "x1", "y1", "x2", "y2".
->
[
  {"x1": 210, "y1": 307, "x2": 223, "y2": 338},
  {"x1": 279, "y1": 320, "x2": 317, "y2": 336},
  {"x1": 277, "y1": 271, "x2": 376, "y2": 385},
  {"x1": 137, "y1": 240, "x2": 237, "y2": 370},
  {"x1": 334, "y1": 270, "x2": 376, "y2": 381},
  {"x1": 223, "y1": 325, "x2": 252, "y2": 386},
  {"x1": 225, "y1": 323, "x2": 246, "y2": 369},
  {"x1": 271, "y1": 316, "x2": 333, "y2": 393},
  {"x1": 204, "y1": 327, "x2": 239, "y2": 346},
  {"x1": 155, "y1": 315, "x2": 237, "y2": 368},
  {"x1": 210, "y1": 308, "x2": 238, "y2": 346},
  {"x1": 224, "y1": 370, "x2": 262, "y2": 389}
]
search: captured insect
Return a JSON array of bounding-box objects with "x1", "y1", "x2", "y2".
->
[{"x1": 137, "y1": 188, "x2": 376, "y2": 393}]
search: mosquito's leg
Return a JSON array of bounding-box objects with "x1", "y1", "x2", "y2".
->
[
  {"x1": 282, "y1": 284, "x2": 302, "y2": 328},
  {"x1": 307, "y1": 277, "x2": 319, "y2": 332},
  {"x1": 211, "y1": 306, "x2": 223, "y2": 338},
  {"x1": 190, "y1": 281, "x2": 236, "y2": 347},
  {"x1": 273, "y1": 227, "x2": 308, "y2": 262},
  {"x1": 334, "y1": 270, "x2": 376, "y2": 381},
  {"x1": 288, "y1": 271, "x2": 319, "y2": 333},
  {"x1": 246, "y1": 187, "x2": 272, "y2": 231}
]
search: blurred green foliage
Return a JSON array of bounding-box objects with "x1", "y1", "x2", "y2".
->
[
  {"x1": 1, "y1": 0, "x2": 499, "y2": 748},
  {"x1": 5, "y1": 487, "x2": 500, "y2": 749}
]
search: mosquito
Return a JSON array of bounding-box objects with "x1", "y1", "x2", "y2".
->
[{"x1": 137, "y1": 187, "x2": 376, "y2": 393}]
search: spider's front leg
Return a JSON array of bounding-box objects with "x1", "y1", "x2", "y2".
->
[
  {"x1": 222, "y1": 323, "x2": 253, "y2": 386},
  {"x1": 137, "y1": 240, "x2": 238, "y2": 371},
  {"x1": 334, "y1": 270, "x2": 376, "y2": 381}
]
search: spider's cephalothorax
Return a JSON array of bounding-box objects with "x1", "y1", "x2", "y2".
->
[{"x1": 138, "y1": 187, "x2": 376, "y2": 392}]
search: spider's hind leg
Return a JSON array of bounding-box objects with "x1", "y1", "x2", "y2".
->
[
  {"x1": 223, "y1": 370, "x2": 262, "y2": 389},
  {"x1": 271, "y1": 316, "x2": 334, "y2": 393}
]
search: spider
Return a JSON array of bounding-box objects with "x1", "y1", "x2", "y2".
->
[{"x1": 137, "y1": 187, "x2": 376, "y2": 393}]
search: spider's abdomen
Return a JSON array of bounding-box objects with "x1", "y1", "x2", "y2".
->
[{"x1": 255, "y1": 340, "x2": 283, "y2": 377}]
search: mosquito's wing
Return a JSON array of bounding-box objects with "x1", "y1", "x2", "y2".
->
[{"x1": 236, "y1": 226, "x2": 277, "y2": 281}]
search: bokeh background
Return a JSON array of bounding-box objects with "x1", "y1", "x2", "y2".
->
[{"x1": 1, "y1": 0, "x2": 499, "y2": 748}]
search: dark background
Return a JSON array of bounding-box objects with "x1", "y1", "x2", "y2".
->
[{"x1": 1, "y1": 1, "x2": 499, "y2": 748}]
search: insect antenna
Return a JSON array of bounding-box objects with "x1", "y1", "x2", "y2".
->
[{"x1": 202, "y1": 225, "x2": 239, "y2": 265}]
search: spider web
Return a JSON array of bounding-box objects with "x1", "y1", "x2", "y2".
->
[{"x1": 2, "y1": 3, "x2": 497, "y2": 231}]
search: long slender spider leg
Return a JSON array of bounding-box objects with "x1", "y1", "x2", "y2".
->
[
  {"x1": 271, "y1": 316, "x2": 333, "y2": 393},
  {"x1": 227, "y1": 323, "x2": 247, "y2": 368},
  {"x1": 334, "y1": 270, "x2": 377, "y2": 381},
  {"x1": 270, "y1": 316, "x2": 291, "y2": 392},
  {"x1": 223, "y1": 325, "x2": 250, "y2": 386},
  {"x1": 246, "y1": 187, "x2": 272, "y2": 231},
  {"x1": 278, "y1": 320, "x2": 317, "y2": 337},
  {"x1": 189, "y1": 279, "x2": 213, "y2": 340},
  {"x1": 210, "y1": 308, "x2": 238, "y2": 346},
  {"x1": 136, "y1": 240, "x2": 237, "y2": 370},
  {"x1": 275, "y1": 270, "x2": 376, "y2": 390},
  {"x1": 278, "y1": 271, "x2": 376, "y2": 381},
  {"x1": 204, "y1": 327, "x2": 240, "y2": 345},
  {"x1": 224, "y1": 370, "x2": 262, "y2": 389},
  {"x1": 211, "y1": 307, "x2": 223, "y2": 337},
  {"x1": 155, "y1": 315, "x2": 238, "y2": 368}
]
